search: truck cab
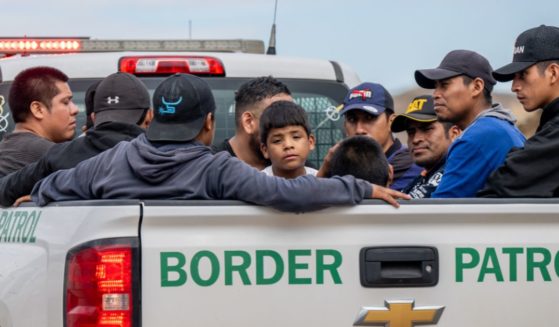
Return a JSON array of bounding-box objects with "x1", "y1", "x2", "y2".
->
[{"x1": 0, "y1": 37, "x2": 360, "y2": 167}]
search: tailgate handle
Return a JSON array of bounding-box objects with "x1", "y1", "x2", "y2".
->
[{"x1": 360, "y1": 246, "x2": 438, "y2": 287}]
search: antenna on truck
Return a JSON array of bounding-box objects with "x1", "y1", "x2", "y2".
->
[{"x1": 266, "y1": 0, "x2": 278, "y2": 55}]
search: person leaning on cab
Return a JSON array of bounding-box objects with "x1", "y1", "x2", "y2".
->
[
  {"x1": 0, "y1": 66, "x2": 78, "y2": 177},
  {"x1": 30, "y1": 73, "x2": 410, "y2": 210}
]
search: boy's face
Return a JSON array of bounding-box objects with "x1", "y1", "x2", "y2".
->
[{"x1": 260, "y1": 125, "x2": 315, "y2": 176}]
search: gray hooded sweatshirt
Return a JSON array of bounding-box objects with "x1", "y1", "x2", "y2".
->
[{"x1": 31, "y1": 134, "x2": 372, "y2": 212}]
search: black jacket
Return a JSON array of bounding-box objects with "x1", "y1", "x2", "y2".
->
[
  {"x1": 478, "y1": 97, "x2": 559, "y2": 197},
  {"x1": 0, "y1": 122, "x2": 144, "y2": 206},
  {"x1": 402, "y1": 159, "x2": 446, "y2": 199}
]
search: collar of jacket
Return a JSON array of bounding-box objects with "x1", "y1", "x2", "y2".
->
[{"x1": 539, "y1": 97, "x2": 559, "y2": 131}]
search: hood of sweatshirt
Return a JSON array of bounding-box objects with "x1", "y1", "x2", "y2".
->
[
  {"x1": 124, "y1": 134, "x2": 211, "y2": 184},
  {"x1": 86, "y1": 122, "x2": 145, "y2": 151},
  {"x1": 477, "y1": 103, "x2": 517, "y2": 124}
]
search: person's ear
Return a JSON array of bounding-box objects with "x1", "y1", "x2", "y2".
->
[
  {"x1": 260, "y1": 143, "x2": 269, "y2": 159},
  {"x1": 471, "y1": 78, "x2": 485, "y2": 98},
  {"x1": 308, "y1": 133, "x2": 316, "y2": 151},
  {"x1": 140, "y1": 109, "x2": 154, "y2": 129},
  {"x1": 388, "y1": 113, "x2": 396, "y2": 125},
  {"x1": 29, "y1": 101, "x2": 47, "y2": 120},
  {"x1": 547, "y1": 62, "x2": 559, "y2": 85},
  {"x1": 205, "y1": 112, "x2": 214, "y2": 131},
  {"x1": 449, "y1": 125, "x2": 462, "y2": 142},
  {"x1": 387, "y1": 164, "x2": 394, "y2": 187},
  {"x1": 241, "y1": 111, "x2": 258, "y2": 135}
]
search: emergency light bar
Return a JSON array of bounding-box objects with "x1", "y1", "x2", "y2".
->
[{"x1": 0, "y1": 37, "x2": 265, "y2": 54}]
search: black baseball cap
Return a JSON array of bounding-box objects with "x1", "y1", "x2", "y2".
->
[
  {"x1": 391, "y1": 95, "x2": 437, "y2": 133},
  {"x1": 415, "y1": 50, "x2": 496, "y2": 91},
  {"x1": 93, "y1": 72, "x2": 151, "y2": 126},
  {"x1": 493, "y1": 25, "x2": 559, "y2": 82},
  {"x1": 147, "y1": 73, "x2": 216, "y2": 142}
]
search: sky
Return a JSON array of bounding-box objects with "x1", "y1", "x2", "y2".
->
[{"x1": 2, "y1": 0, "x2": 558, "y2": 94}]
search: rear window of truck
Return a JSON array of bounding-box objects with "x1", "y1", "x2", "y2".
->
[{"x1": 0, "y1": 77, "x2": 347, "y2": 167}]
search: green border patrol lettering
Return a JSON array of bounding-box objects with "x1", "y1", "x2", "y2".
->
[
  {"x1": 160, "y1": 249, "x2": 343, "y2": 287},
  {"x1": 0, "y1": 210, "x2": 41, "y2": 243},
  {"x1": 456, "y1": 247, "x2": 559, "y2": 282}
]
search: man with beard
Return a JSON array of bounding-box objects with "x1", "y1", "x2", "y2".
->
[
  {"x1": 391, "y1": 95, "x2": 461, "y2": 198},
  {"x1": 415, "y1": 50, "x2": 525, "y2": 197},
  {"x1": 212, "y1": 76, "x2": 292, "y2": 170}
]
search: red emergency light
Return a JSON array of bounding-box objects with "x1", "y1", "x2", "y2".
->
[
  {"x1": 119, "y1": 56, "x2": 225, "y2": 76},
  {"x1": 0, "y1": 38, "x2": 82, "y2": 54}
]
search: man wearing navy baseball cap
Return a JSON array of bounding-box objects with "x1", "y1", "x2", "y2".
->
[
  {"x1": 31, "y1": 73, "x2": 410, "y2": 210},
  {"x1": 415, "y1": 50, "x2": 525, "y2": 198},
  {"x1": 338, "y1": 82, "x2": 422, "y2": 191},
  {"x1": 480, "y1": 25, "x2": 559, "y2": 197}
]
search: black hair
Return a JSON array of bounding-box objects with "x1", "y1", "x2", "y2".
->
[
  {"x1": 83, "y1": 80, "x2": 101, "y2": 131},
  {"x1": 8, "y1": 66, "x2": 69, "y2": 123},
  {"x1": 441, "y1": 121, "x2": 455, "y2": 136},
  {"x1": 536, "y1": 60, "x2": 559, "y2": 75},
  {"x1": 259, "y1": 100, "x2": 311, "y2": 144},
  {"x1": 461, "y1": 75, "x2": 492, "y2": 105},
  {"x1": 234, "y1": 76, "x2": 291, "y2": 128},
  {"x1": 328, "y1": 136, "x2": 389, "y2": 186}
]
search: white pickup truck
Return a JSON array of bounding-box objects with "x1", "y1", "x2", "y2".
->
[
  {"x1": 1, "y1": 38, "x2": 558, "y2": 327},
  {"x1": 1, "y1": 199, "x2": 559, "y2": 327}
]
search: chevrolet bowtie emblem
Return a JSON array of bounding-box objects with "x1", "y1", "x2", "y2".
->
[{"x1": 354, "y1": 300, "x2": 444, "y2": 327}]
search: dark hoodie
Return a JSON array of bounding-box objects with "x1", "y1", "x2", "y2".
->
[
  {"x1": 0, "y1": 122, "x2": 144, "y2": 207},
  {"x1": 31, "y1": 134, "x2": 372, "y2": 212}
]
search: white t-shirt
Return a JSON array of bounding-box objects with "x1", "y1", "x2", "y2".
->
[{"x1": 262, "y1": 166, "x2": 318, "y2": 177}]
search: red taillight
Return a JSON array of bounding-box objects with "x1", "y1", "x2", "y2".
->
[
  {"x1": 0, "y1": 38, "x2": 81, "y2": 53},
  {"x1": 119, "y1": 56, "x2": 225, "y2": 76},
  {"x1": 65, "y1": 239, "x2": 139, "y2": 327}
]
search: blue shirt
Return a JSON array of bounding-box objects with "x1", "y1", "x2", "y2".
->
[{"x1": 432, "y1": 116, "x2": 525, "y2": 198}]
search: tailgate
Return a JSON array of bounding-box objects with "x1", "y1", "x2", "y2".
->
[{"x1": 140, "y1": 199, "x2": 559, "y2": 327}]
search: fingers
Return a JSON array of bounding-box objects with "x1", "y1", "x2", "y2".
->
[
  {"x1": 371, "y1": 185, "x2": 411, "y2": 208},
  {"x1": 13, "y1": 195, "x2": 32, "y2": 207}
]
